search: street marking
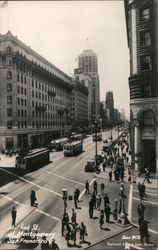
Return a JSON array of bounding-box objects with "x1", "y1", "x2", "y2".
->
[
  {"x1": 0, "y1": 193, "x2": 60, "y2": 222},
  {"x1": 128, "y1": 184, "x2": 133, "y2": 221},
  {"x1": 0, "y1": 193, "x2": 24, "y2": 206},
  {"x1": 36, "y1": 208, "x2": 60, "y2": 222},
  {"x1": 79, "y1": 178, "x2": 96, "y2": 200},
  {"x1": 41, "y1": 169, "x2": 85, "y2": 186},
  {"x1": 133, "y1": 189, "x2": 157, "y2": 196},
  {"x1": 0, "y1": 167, "x2": 62, "y2": 197},
  {"x1": 133, "y1": 197, "x2": 158, "y2": 206}
]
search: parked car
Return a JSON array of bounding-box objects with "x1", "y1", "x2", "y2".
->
[{"x1": 85, "y1": 160, "x2": 101, "y2": 173}]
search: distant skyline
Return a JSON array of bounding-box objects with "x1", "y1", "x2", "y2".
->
[{"x1": 0, "y1": 1, "x2": 130, "y2": 117}]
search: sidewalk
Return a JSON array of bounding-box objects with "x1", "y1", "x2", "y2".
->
[
  {"x1": 0, "y1": 154, "x2": 16, "y2": 168},
  {"x1": 94, "y1": 167, "x2": 157, "y2": 189},
  {"x1": 50, "y1": 203, "x2": 133, "y2": 250}
]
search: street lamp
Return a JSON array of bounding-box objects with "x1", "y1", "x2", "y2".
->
[
  {"x1": 117, "y1": 184, "x2": 130, "y2": 226},
  {"x1": 62, "y1": 188, "x2": 68, "y2": 213},
  {"x1": 94, "y1": 120, "x2": 98, "y2": 172}
]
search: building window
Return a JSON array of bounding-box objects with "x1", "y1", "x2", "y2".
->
[
  {"x1": 6, "y1": 47, "x2": 11, "y2": 54},
  {"x1": 24, "y1": 88, "x2": 26, "y2": 95},
  {"x1": 143, "y1": 110, "x2": 155, "y2": 127},
  {"x1": 140, "y1": 55, "x2": 152, "y2": 70},
  {"x1": 7, "y1": 59, "x2": 12, "y2": 66},
  {"x1": 18, "y1": 109, "x2": 20, "y2": 117},
  {"x1": 140, "y1": 31, "x2": 151, "y2": 46},
  {"x1": 18, "y1": 86, "x2": 20, "y2": 93},
  {"x1": 17, "y1": 73, "x2": 20, "y2": 82},
  {"x1": 7, "y1": 83, "x2": 12, "y2": 92},
  {"x1": 7, "y1": 71, "x2": 12, "y2": 79},
  {"x1": 21, "y1": 74, "x2": 23, "y2": 83},
  {"x1": 7, "y1": 96, "x2": 12, "y2": 104},
  {"x1": 21, "y1": 98, "x2": 23, "y2": 106},
  {"x1": 7, "y1": 121, "x2": 12, "y2": 129},
  {"x1": 142, "y1": 85, "x2": 152, "y2": 98},
  {"x1": 7, "y1": 108, "x2": 12, "y2": 116},
  {"x1": 140, "y1": 8, "x2": 150, "y2": 21},
  {"x1": 21, "y1": 87, "x2": 23, "y2": 94}
]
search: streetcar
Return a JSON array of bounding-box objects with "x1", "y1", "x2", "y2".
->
[
  {"x1": 50, "y1": 138, "x2": 68, "y2": 151},
  {"x1": 63, "y1": 141, "x2": 83, "y2": 156},
  {"x1": 70, "y1": 133, "x2": 82, "y2": 141},
  {"x1": 92, "y1": 133, "x2": 102, "y2": 141},
  {"x1": 15, "y1": 148, "x2": 50, "y2": 171}
]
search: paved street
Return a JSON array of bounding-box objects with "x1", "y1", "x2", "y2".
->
[{"x1": 0, "y1": 130, "x2": 158, "y2": 249}]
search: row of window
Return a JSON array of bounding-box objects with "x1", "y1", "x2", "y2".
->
[{"x1": 7, "y1": 120, "x2": 70, "y2": 129}]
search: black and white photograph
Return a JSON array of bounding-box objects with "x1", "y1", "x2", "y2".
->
[{"x1": 0, "y1": 0, "x2": 158, "y2": 249}]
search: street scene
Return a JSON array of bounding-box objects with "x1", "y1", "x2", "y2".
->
[{"x1": 0, "y1": 0, "x2": 158, "y2": 250}]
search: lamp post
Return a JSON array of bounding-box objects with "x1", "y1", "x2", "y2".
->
[
  {"x1": 94, "y1": 120, "x2": 98, "y2": 171},
  {"x1": 117, "y1": 184, "x2": 130, "y2": 226},
  {"x1": 62, "y1": 188, "x2": 68, "y2": 213}
]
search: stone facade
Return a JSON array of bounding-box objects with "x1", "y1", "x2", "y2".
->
[
  {"x1": 0, "y1": 31, "x2": 73, "y2": 149},
  {"x1": 124, "y1": 0, "x2": 158, "y2": 173}
]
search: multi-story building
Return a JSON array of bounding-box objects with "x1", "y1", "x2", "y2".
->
[
  {"x1": 114, "y1": 108, "x2": 121, "y2": 126},
  {"x1": 124, "y1": 0, "x2": 158, "y2": 173},
  {"x1": 74, "y1": 68, "x2": 93, "y2": 125},
  {"x1": 78, "y1": 50, "x2": 100, "y2": 121},
  {"x1": 71, "y1": 78, "x2": 88, "y2": 129},
  {"x1": 0, "y1": 31, "x2": 73, "y2": 149},
  {"x1": 100, "y1": 101, "x2": 109, "y2": 130},
  {"x1": 105, "y1": 91, "x2": 114, "y2": 125}
]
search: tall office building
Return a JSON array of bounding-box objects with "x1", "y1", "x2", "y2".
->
[
  {"x1": 0, "y1": 31, "x2": 73, "y2": 149},
  {"x1": 105, "y1": 91, "x2": 114, "y2": 125},
  {"x1": 124, "y1": 0, "x2": 158, "y2": 173},
  {"x1": 78, "y1": 50, "x2": 100, "y2": 121}
]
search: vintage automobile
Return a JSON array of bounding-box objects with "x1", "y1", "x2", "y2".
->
[{"x1": 85, "y1": 159, "x2": 101, "y2": 173}]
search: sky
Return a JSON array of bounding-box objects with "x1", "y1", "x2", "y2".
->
[{"x1": 0, "y1": 0, "x2": 130, "y2": 117}]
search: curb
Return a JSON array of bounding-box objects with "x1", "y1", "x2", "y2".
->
[{"x1": 84, "y1": 224, "x2": 133, "y2": 249}]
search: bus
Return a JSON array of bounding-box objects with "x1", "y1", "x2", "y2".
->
[
  {"x1": 15, "y1": 148, "x2": 50, "y2": 171},
  {"x1": 63, "y1": 141, "x2": 82, "y2": 156},
  {"x1": 50, "y1": 138, "x2": 68, "y2": 151},
  {"x1": 92, "y1": 133, "x2": 102, "y2": 141}
]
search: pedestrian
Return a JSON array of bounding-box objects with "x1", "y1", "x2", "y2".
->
[
  {"x1": 144, "y1": 169, "x2": 150, "y2": 183},
  {"x1": 104, "y1": 194, "x2": 110, "y2": 208},
  {"x1": 79, "y1": 221, "x2": 88, "y2": 243},
  {"x1": 120, "y1": 170, "x2": 124, "y2": 182},
  {"x1": 71, "y1": 208, "x2": 77, "y2": 225},
  {"x1": 137, "y1": 183, "x2": 144, "y2": 200},
  {"x1": 91, "y1": 192, "x2": 96, "y2": 209},
  {"x1": 139, "y1": 220, "x2": 149, "y2": 244},
  {"x1": 137, "y1": 202, "x2": 146, "y2": 219},
  {"x1": 85, "y1": 180, "x2": 90, "y2": 194},
  {"x1": 71, "y1": 223, "x2": 78, "y2": 246},
  {"x1": 75, "y1": 187, "x2": 80, "y2": 202},
  {"x1": 30, "y1": 189, "x2": 36, "y2": 207},
  {"x1": 99, "y1": 210, "x2": 104, "y2": 229},
  {"x1": 109, "y1": 170, "x2": 112, "y2": 182},
  {"x1": 102, "y1": 160, "x2": 106, "y2": 171},
  {"x1": 74, "y1": 190, "x2": 78, "y2": 209},
  {"x1": 105, "y1": 204, "x2": 111, "y2": 222},
  {"x1": 96, "y1": 193, "x2": 102, "y2": 210},
  {"x1": 93, "y1": 180, "x2": 98, "y2": 195},
  {"x1": 41, "y1": 236, "x2": 49, "y2": 249},
  {"x1": 61, "y1": 212, "x2": 69, "y2": 236},
  {"x1": 50, "y1": 239, "x2": 59, "y2": 250},
  {"x1": 65, "y1": 222, "x2": 71, "y2": 246},
  {"x1": 100, "y1": 182, "x2": 105, "y2": 194},
  {"x1": 89, "y1": 197, "x2": 94, "y2": 218},
  {"x1": 141, "y1": 182, "x2": 147, "y2": 198},
  {"x1": 11, "y1": 206, "x2": 17, "y2": 227}
]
